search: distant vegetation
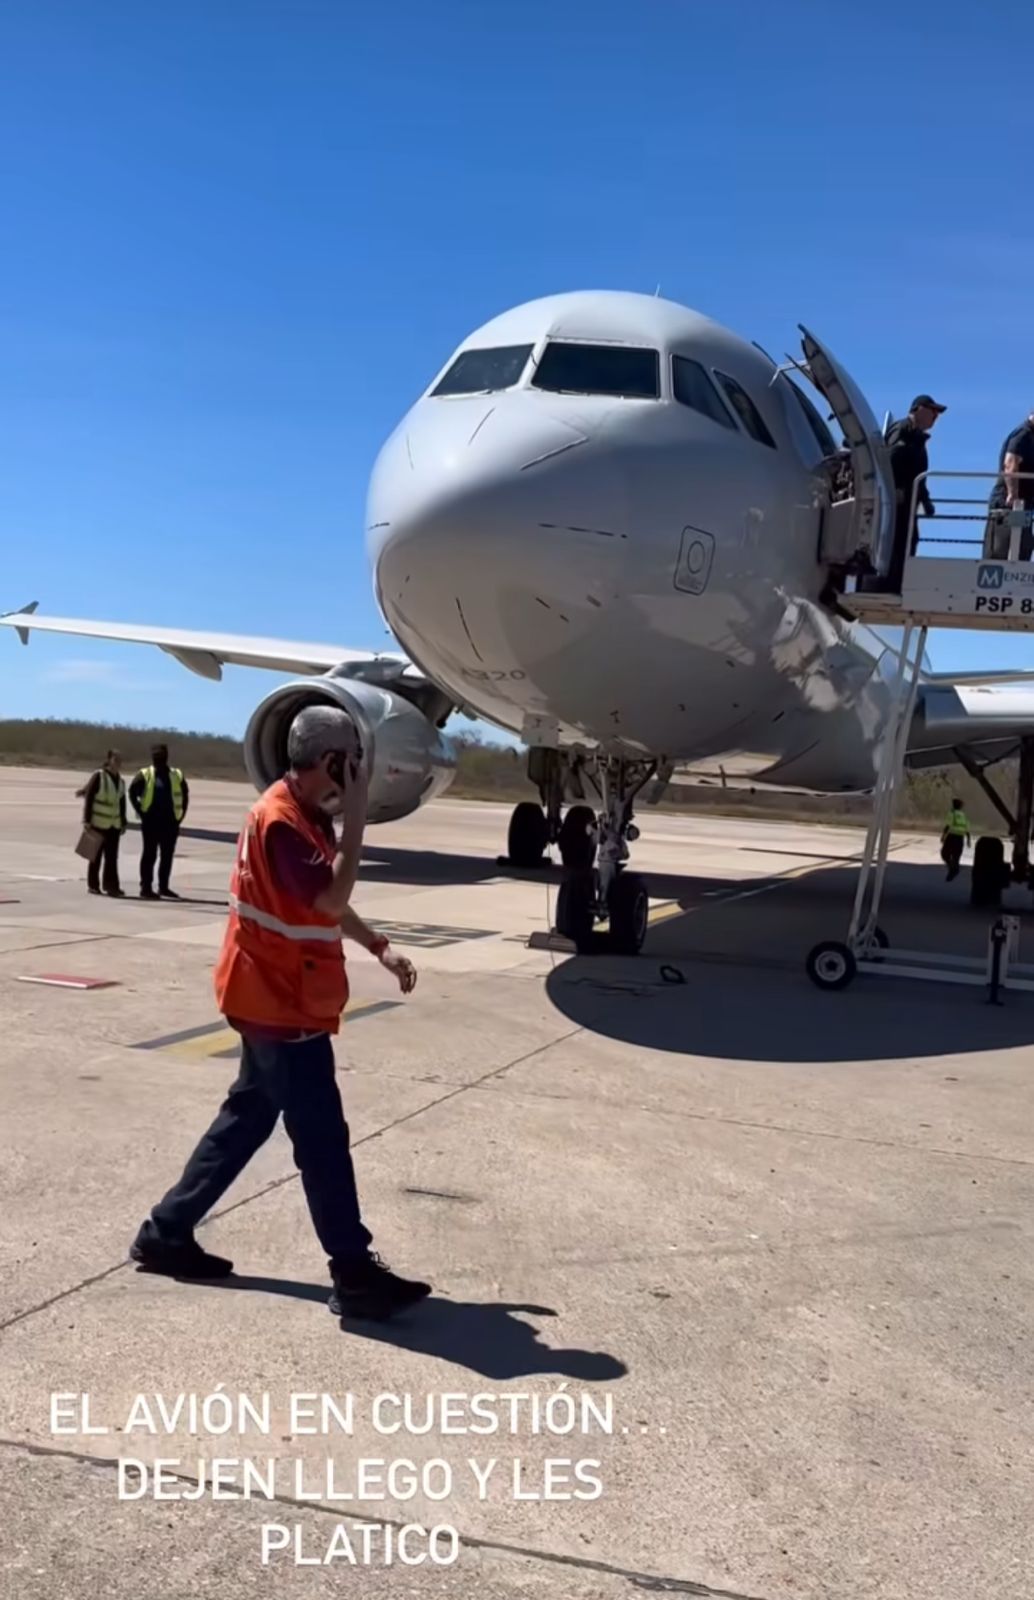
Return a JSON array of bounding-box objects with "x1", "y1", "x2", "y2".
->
[{"x1": 0, "y1": 717, "x2": 1011, "y2": 833}]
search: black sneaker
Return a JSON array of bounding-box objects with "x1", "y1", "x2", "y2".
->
[
  {"x1": 140, "y1": 887, "x2": 159, "y2": 900},
  {"x1": 87, "y1": 887, "x2": 101, "y2": 896},
  {"x1": 130, "y1": 1235, "x2": 234, "y2": 1280},
  {"x1": 329, "y1": 1254, "x2": 431, "y2": 1322},
  {"x1": 106, "y1": 888, "x2": 126, "y2": 898},
  {"x1": 159, "y1": 889, "x2": 181, "y2": 900}
]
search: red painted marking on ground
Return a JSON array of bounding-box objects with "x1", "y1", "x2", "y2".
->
[{"x1": 17, "y1": 974, "x2": 119, "y2": 990}]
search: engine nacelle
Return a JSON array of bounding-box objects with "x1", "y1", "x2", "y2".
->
[{"x1": 244, "y1": 675, "x2": 456, "y2": 824}]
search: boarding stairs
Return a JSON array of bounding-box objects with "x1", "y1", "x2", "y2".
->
[{"x1": 808, "y1": 469, "x2": 1034, "y2": 996}]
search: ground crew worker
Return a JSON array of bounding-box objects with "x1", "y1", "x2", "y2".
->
[
  {"x1": 941, "y1": 797, "x2": 971, "y2": 882},
  {"x1": 130, "y1": 706, "x2": 429, "y2": 1324},
  {"x1": 986, "y1": 409, "x2": 1034, "y2": 560},
  {"x1": 129, "y1": 742, "x2": 188, "y2": 899},
  {"x1": 82, "y1": 748, "x2": 127, "y2": 897},
  {"x1": 883, "y1": 394, "x2": 946, "y2": 591}
]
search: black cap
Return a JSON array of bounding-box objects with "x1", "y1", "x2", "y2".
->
[{"x1": 911, "y1": 393, "x2": 947, "y2": 415}]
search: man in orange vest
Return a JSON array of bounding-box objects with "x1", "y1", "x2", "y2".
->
[{"x1": 130, "y1": 706, "x2": 429, "y2": 1323}]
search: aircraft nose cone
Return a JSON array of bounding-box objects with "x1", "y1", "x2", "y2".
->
[
  {"x1": 366, "y1": 394, "x2": 628, "y2": 694},
  {"x1": 367, "y1": 394, "x2": 628, "y2": 591}
]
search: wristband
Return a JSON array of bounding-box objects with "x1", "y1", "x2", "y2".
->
[{"x1": 369, "y1": 936, "x2": 390, "y2": 960}]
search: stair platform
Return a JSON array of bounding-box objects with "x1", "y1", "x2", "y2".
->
[{"x1": 842, "y1": 556, "x2": 1034, "y2": 631}]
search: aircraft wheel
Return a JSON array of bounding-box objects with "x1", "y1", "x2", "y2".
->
[
  {"x1": 556, "y1": 871, "x2": 596, "y2": 952},
  {"x1": 806, "y1": 941, "x2": 857, "y2": 991},
  {"x1": 607, "y1": 872, "x2": 650, "y2": 956},
  {"x1": 863, "y1": 926, "x2": 889, "y2": 962},
  {"x1": 558, "y1": 805, "x2": 597, "y2": 870},
  {"x1": 508, "y1": 802, "x2": 548, "y2": 869},
  {"x1": 971, "y1": 836, "x2": 1006, "y2": 908}
]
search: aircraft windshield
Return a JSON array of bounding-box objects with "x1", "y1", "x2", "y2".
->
[
  {"x1": 783, "y1": 376, "x2": 837, "y2": 456},
  {"x1": 432, "y1": 345, "x2": 533, "y2": 396},
  {"x1": 532, "y1": 342, "x2": 660, "y2": 399}
]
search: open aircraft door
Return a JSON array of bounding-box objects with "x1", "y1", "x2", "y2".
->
[{"x1": 799, "y1": 326, "x2": 895, "y2": 579}]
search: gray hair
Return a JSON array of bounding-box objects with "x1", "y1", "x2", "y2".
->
[{"x1": 287, "y1": 706, "x2": 359, "y2": 771}]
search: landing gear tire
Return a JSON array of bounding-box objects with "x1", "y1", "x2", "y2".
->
[
  {"x1": 555, "y1": 871, "x2": 596, "y2": 952},
  {"x1": 508, "y1": 802, "x2": 548, "y2": 869},
  {"x1": 558, "y1": 805, "x2": 597, "y2": 871},
  {"x1": 607, "y1": 871, "x2": 649, "y2": 956},
  {"x1": 862, "y1": 926, "x2": 889, "y2": 962},
  {"x1": 806, "y1": 941, "x2": 857, "y2": 991},
  {"x1": 972, "y1": 835, "x2": 1009, "y2": 908}
]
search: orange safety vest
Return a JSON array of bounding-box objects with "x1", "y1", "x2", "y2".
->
[{"x1": 214, "y1": 780, "x2": 347, "y2": 1033}]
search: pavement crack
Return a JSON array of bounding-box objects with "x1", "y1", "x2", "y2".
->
[
  {"x1": 4, "y1": 932, "x2": 119, "y2": 954},
  {"x1": 0, "y1": 1260, "x2": 130, "y2": 1333},
  {"x1": 468, "y1": 1079, "x2": 1034, "y2": 1169},
  {"x1": 0, "y1": 1435, "x2": 769, "y2": 1600}
]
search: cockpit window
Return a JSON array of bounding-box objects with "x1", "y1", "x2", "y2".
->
[
  {"x1": 783, "y1": 376, "x2": 837, "y2": 456},
  {"x1": 532, "y1": 342, "x2": 660, "y2": 399},
  {"x1": 672, "y1": 356, "x2": 737, "y2": 430},
  {"x1": 713, "y1": 371, "x2": 777, "y2": 448},
  {"x1": 432, "y1": 344, "x2": 533, "y2": 397}
]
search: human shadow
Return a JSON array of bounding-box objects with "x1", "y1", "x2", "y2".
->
[
  {"x1": 192, "y1": 1275, "x2": 627, "y2": 1380},
  {"x1": 119, "y1": 893, "x2": 227, "y2": 909}
]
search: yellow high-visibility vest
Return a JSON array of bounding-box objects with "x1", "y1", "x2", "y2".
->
[
  {"x1": 945, "y1": 807, "x2": 970, "y2": 837},
  {"x1": 90, "y1": 769, "x2": 125, "y2": 831},
  {"x1": 137, "y1": 765, "x2": 185, "y2": 823}
]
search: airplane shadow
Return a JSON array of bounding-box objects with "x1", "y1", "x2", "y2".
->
[
  {"x1": 175, "y1": 823, "x2": 1034, "y2": 1064},
  {"x1": 546, "y1": 858, "x2": 1034, "y2": 1063},
  {"x1": 177, "y1": 823, "x2": 779, "y2": 901},
  {"x1": 187, "y1": 1275, "x2": 627, "y2": 1380}
]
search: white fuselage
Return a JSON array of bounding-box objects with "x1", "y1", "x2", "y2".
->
[{"x1": 367, "y1": 291, "x2": 897, "y2": 794}]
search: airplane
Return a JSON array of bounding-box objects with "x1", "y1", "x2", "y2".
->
[{"x1": 7, "y1": 289, "x2": 1034, "y2": 954}]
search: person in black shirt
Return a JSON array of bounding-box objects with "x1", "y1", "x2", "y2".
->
[
  {"x1": 986, "y1": 412, "x2": 1034, "y2": 560},
  {"x1": 129, "y1": 744, "x2": 190, "y2": 900},
  {"x1": 882, "y1": 394, "x2": 946, "y2": 590}
]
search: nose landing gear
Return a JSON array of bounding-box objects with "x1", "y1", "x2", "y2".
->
[
  {"x1": 553, "y1": 757, "x2": 655, "y2": 955},
  {"x1": 503, "y1": 749, "x2": 656, "y2": 953}
]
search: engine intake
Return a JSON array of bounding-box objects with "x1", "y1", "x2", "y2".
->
[{"x1": 244, "y1": 676, "x2": 455, "y2": 824}]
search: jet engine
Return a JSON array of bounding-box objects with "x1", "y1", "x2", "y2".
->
[{"x1": 244, "y1": 675, "x2": 456, "y2": 824}]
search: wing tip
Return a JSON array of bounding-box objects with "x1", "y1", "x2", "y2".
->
[{"x1": 2, "y1": 600, "x2": 39, "y2": 645}]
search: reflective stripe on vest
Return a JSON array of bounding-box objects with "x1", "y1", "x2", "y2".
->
[
  {"x1": 138, "y1": 765, "x2": 185, "y2": 822},
  {"x1": 228, "y1": 891, "x2": 341, "y2": 943},
  {"x1": 90, "y1": 769, "x2": 125, "y2": 830}
]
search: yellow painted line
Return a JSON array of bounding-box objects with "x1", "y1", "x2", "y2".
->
[
  {"x1": 160, "y1": 1026, "x2": 238, "y2": 1062},
  {"x1": 595, "y1": 897, "x2": 681, "y2": 936},
  {"x1": 645, "y1": 899, "x2": 685, "y2": 925},
  {"x1": 141, "y1": 998, "x2": 400, "y2": 1062},
  {"x1": 643, "y1": 846, "x2": 902, "y2": 937}
]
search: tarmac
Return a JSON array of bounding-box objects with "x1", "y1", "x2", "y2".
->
[{"x1": 1, "y1": 765, "x2": 1032, "y2": 1600}]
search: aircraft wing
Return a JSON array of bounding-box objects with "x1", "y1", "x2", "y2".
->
[
  {"x1": 0, "y1": 606, "x2": 422, "y2": 686},
  {"x1": 911, "y1": 677, "x2": 1034, "y2": 758}
]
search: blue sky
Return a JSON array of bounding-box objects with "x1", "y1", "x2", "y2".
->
[{"x1": 2, "y1": 1, "x2": 1032, "y2": 738}]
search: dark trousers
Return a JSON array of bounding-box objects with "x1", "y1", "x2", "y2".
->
[
  {"x1": 87, "y1": 827, "x2": 122, "y2": 894},
  {"x1": 885, "y1": 502, "x2": 914, "y2": 593},
  {"x1": 140, "y1": 819, "x2": 179, "y2": 892},
  {"x1": 942, "y1": 834, "x2": 965, "y2": 879},
  {"x1": 140, "y1": 1032, "x2": 372, "y2": 1267}
]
